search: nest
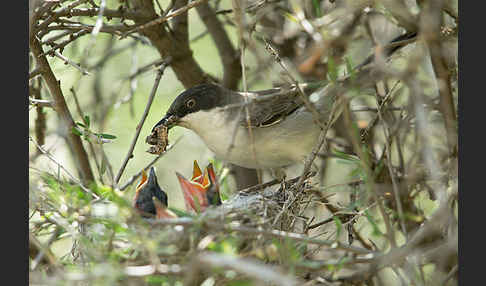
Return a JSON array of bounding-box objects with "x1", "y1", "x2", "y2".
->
[{"x1": 134, "y1": 172, "x2": 316, "y2": 267}]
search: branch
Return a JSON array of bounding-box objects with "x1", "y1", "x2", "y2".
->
[
  {"x1": 30, "y1": 37, "x2": 95, "y2": 185},
  {"x1": 421, "y1": 0, "x2": 457, "y2": 156},
  {"x1": 196, "y1": 2, "x2": 241, "y2": 89},
  {"x1": 114, "y1": 58, "x2": 171, "y2": 184},
  {"x1": 118, "y1": 135, "x2": 183, "y2": 191},
  {"x1": 53, "y1": 50, "x2": 91, "y2": 75},
  {"x1": 123, "y1": 0, "x2": 210, "y2": 37},
  {"x1": 127, "y1": 0, "x2": 209, "y2": 88}
]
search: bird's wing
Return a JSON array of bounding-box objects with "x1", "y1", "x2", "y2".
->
[{"x1": 236, "y1": 86, "x2": 305, "y2": 128}]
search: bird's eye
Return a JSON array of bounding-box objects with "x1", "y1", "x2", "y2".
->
[{"x1": 186, "y1": 98, "x2": 196, "y2": 108}]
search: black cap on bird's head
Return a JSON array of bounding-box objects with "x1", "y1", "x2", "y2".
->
[
  {"x1": 152, "y1": 83, "x2": 230, "y2": 131},
  {"x1": 133, "y1": 166, "x2": 169, "y2": 218}
]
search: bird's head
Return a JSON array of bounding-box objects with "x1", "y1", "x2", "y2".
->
[
  {"x1": 133, "y1": 166, "x2": 172, "y2": 218},
  {"x1": 154, "y1": 83, "x2": 231, "y2": 131},
  {"x1": 176, "y1": 160, "x2": 222, "y2": 213}
]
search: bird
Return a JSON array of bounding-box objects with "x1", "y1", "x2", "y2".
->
[
  {"x1": 133, "y1": 166, "x2": 176, "y2": 219},
  {"x1": 149, "y1": 82, "x2": 336, "y2": 173},
  {"x1": 176, "y1": 160, "x2": 222, "y2": 213},
  {"x1": 148, "y1": 32, "x2": 417, "y2": 174}
]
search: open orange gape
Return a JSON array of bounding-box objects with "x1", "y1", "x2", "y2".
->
[
  {"x1": 133, "y1": 161, "x2": 222, "y2": 219},
  {"x1": 176, "y1": 160, "x2": 222, "y2": 213}
]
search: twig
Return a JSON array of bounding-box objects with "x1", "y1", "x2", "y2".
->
[
  {"x1": 31, "y1": 227, "x2": 62, "y2": 270},
  {"x1": 149, "y1": 218, "x2": 374, "y2": 255},
  {"x1": 124, "y1": 58, "x2": 166, "y2": 81},
  {"x1": 29, "y1": 98, "x2": 53, "y2": 108},
  {"x1": 29, "y1": 136, "x2": 99, "y2": 199},
  {"x1": 240, "y1": 171, "x2": 316, "y2": 194},
  {"x1": 114, "y1": 58, "x2": 171, "y2": 185},
  {"x1": 196, "y1": 252, "x2": 299, "y2": 286},
  {"x1": 264, "y1": 39, "x2": 326, "y2": 129},
  {"x1": 121, "y1": 0, "x2": 210, "y2": 38},
  {"x1": 34, "y1": 0, "x2": 89, "y2": 34},
  {"x1": 29, "y1": 67, "x2": 43, "y2": 79},
  {"x1": 118, "y1": 135, "x2": 183, "y2": 191},
  {"x1": 53, "y1": 50, "x2": 91, "y2": 75},
  {"x1": 70, "y1": 87, "x2": 110, "y2": 185},
  {"x1": 30, "y1": 37, "x2": 95, "y2": 185},
  {"x1": 38, "y1": 30, "x2": 90, "y2": 57},
  {"x1": 360, "y1": 80, "x2": 401, "y2": 144},
  {"x1": 441, "y1": 264, "x2": 458, "y2": 285}
]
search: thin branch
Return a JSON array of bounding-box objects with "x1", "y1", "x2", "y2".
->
[
  {"x1": 29, "y1": 98, "x2": 53, "y2": 109},
  {"x1": 196, "y1": 252, "x2": 299, "y2": 286},
  {"x1": 374, "y1": 91, "x2": 408, "y2": 237},
  {"x1": 122, "y1": 0, "x2": 210, "y2": 38},
  {"x1": 53, "y1": 50, "x2": 91, "y2": 75},
  {"x1": 30, "y1": 37, "x2": 95, "y2": 185},
  {"x1": 70, "y1": 87, "x2": 109, "y2": 185},
  {"x1": 38, "y1": 30, "x2": 90, "y2": 57},
  {"x1": 114, "y1": 58, "x2": 171, "y2": 184},
  {"x1": 118, "y1": 135, "x2": 183, "y2": 191},
  {"x1": 149, "y1": 218, "x2": 374, "y2": 255},
  {"x1": 29, "y1": 136, "x2": 99, "y2": 199}
]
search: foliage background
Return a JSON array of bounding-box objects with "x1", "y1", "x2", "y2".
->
[{"x1": 29, "y1": 0, "x2": 458, "y2": 285}]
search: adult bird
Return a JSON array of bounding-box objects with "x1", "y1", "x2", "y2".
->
[{"x1": 148, "y1": 32, "x2": 417, "y2": 175}]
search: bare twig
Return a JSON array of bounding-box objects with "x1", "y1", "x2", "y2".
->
[
  {"x1": 118, "y1": 135, "x2": 183, "y2": 191},
  {"x1": 196, "y1": 252, "x2": 299, "y2": 286},
  {"x1": 29, "y1": 136, "x2": 99, "y2": 199},
  {"x1": 122, "y1": 0, "x2": 210, "y2": 37},
  {"x1": 114, "y1": 58, "x2": 171, "y2": 184},
  {"x1": 53, "y1": 50, "x2": 91, "y2": 75}
]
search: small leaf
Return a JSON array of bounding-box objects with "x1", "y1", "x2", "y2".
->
[
  {"x1": 327, "y1": 57, "x2": 338, "y2": 83},
  {"x1": 283, "y1": 12, "x2": 298, "y2": 23},
  {"x1": 168, "y1": 207, "x2": 193, "y2": 218},
  {"x1": 100, "y1": 133, "x2": 117, "y2": 139},
  {"x1": 312, "y1": 0, "x2": 322, "y2": 17},
  {"x1": 84, "y1": 115, "x2": 90, "y2": 127},
  {"x1": 72, "y1": 126, "x2": 82, "y2": 136},
  {"x1": 76, "y1": 122, "x2": 86, "y2": 128},
  {"x1": 345, "y1": 56, "x2": 356, "y2": 81}
]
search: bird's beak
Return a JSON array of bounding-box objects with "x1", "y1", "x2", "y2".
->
[
  {"x1": 154, "y1": 113, "x2": 179, "y2": 131},
  {"x1": 136, "y1": 169, "x2": 149, "y2": 194},
  {"x1": 176, "y1": 172, "x2": 208, "y2": 213},
  {"x1": 205, "y1": 163, "x2": 222, "y2": 206},
  {"x1": 176, "y1": 161, "x2": 222, "y2": 213},
  {"x1": 147, "y1": 166, "x2": 158, "y2": 186},
  {"x1": 191, "y1": 160, "x2": 203, "y2": 181}
]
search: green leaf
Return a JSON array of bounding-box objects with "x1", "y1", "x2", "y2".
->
[
  {"x1": 227, "y1": 280, "x2": 253, "y2": 286},
  {"x1": 99, "y1": 133, "x2": 117, "y2": 139},
  {"x1": 145, "y1": 275, "x2": 168, "y2": 285},
  {"x1": 312, "y1": 0, "x2": 322, "y2": 17},
  {"x1": 345, "y1": 56, "x2": 356, "y2": 82},
  {"x1": 332, "y1": 149, "x2": 360, "y2": 162},
  {"x1": 76, "y1": 122, "x2": 86, "y2": 128},
  {"x1": 283, "y1": 12, "x2": 298, "y2": 23},
  {"x1": 83, "y1": 115, "x2": 90, "y2": 127},
  {"x1": 364, "y1": 210, "x2": 383, "y2": 236},
  {"x1": 72, "y1": 126, "x2": 82, "y2": 136},
  {"x1": 327, "y1": 57, "x2": 338, "y2": 83},
  {"x1": 168, "y1": 208, "x2": 193, "y2": 218}
]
